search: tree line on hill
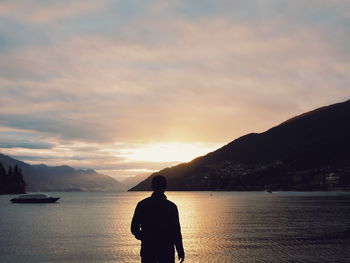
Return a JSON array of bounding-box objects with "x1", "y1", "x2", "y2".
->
[{"x1": 0, "y1": 162, "x2": 26, "y2": 194}]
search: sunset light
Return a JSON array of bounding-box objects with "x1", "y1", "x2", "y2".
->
[
  {"x1": 1, "y1": 1, "x2": 350, "y2": 262},
  {"x1": 121, "y1": 142, "x2": 220, "y2": 163},
  {"x1": 1, "y1": 0, "x2": 349, "y2": 181}
]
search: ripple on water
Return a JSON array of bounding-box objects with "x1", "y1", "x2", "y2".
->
[{"x1": 0, "y1": 192, "x2": 350, "y2": 263}]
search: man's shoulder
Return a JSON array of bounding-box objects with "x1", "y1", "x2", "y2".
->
[
  {"x1": 138, "y1": 196, "x2": 152, "y2": 205},
  {"x1": 163, "y1": 199, "x2": 178, "y2": 211},
  {"x1": 166, "y1": 199, "x2": 177, "y2": 207},
  {"x1": 138, "y1": 196, "x2": 177, "y2": 208}
]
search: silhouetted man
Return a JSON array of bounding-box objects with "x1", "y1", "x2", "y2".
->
[{"x1": 131, "y1": 175, "x2": 185, "y2": 263}]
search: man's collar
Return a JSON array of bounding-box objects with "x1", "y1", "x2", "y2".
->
[{"x1": 151, "y1": 191, "x2": 167, "y2": 199}]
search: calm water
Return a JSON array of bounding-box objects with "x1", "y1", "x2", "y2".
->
[{"x1": 1, "y1": 191, "x2": 350, "y2": 263}]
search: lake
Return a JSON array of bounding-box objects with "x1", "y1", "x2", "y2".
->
[{"x1": 1, "y1": 191, "x2": 350, "y2": 263}]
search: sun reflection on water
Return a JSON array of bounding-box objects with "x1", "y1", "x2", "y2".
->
[{"x1": 1, "y1": 192, "x2": 349, "y2": 263}]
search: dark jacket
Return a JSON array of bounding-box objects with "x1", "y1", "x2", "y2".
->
[{"x1": 131, "y1": 192, "x2": 184, "y2": 260}]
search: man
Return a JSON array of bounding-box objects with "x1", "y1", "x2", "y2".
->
[{"x1": 131, "y1": 175, "x2": 185, "y2": 263}]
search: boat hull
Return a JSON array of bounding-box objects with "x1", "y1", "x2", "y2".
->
[{"x1": 10, "y1": 197, "x2": 60, "y2": 203}]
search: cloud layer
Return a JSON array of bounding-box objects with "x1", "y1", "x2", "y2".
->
[{"x1": 1, "y1": 0, "x2": 349, "y2": 179}]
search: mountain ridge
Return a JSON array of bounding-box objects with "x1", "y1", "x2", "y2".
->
[
  {"x1": 0, "y1": 154, "x2": 126, "y2": 192},
  {"x1": 130, "y1": 99, "x2": 350, "y2": 191}
]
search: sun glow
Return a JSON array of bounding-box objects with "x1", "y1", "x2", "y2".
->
[{"x1": 121, "y1": 142, "x2": 220, "y2": 163}]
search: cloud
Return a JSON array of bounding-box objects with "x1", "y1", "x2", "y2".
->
[
  {"x1": 0, "y1": 0, "x2": 110, "y2": 24},
  {"x1": 0, "y1": 142, "x2": 53, "y2": 149},
  {"x1": 0, "y1": 0, "x2": 350, "y2": 179},
  {"x1": 0, "y1": 128, "x2": 55, "y2": 149},
  {"x1": 1, "y1": 17, "x2": 349, "y2": 143}
]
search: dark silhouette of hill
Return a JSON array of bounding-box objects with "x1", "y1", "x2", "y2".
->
[
  {"x1": 0, "y1": 154, "x2": 126, "y2": 192},
  {"x1": 0, "y1": 162, "x2": 25, "y2": 194},
  {"x1": 130, "y1": 99, "x2": 350, "y2": 191}
]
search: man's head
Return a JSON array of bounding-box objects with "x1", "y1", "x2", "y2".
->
[{"x1": 151, "y1": 175, "x2": 167, "y2": 192}]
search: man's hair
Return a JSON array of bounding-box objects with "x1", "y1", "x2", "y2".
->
[{"x1": 151, "y1": 175, "x2": 167, "y2": 191}]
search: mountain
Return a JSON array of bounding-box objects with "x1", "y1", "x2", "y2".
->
[
  {"x1": 130, "y1": 99, "x2": 350, "y2": 191},
  {"x1": 121, "y1": 173, "x2": 150, "y2": 189},
  {"x1": 0, "y1": 154, "x2": 126, "y2": 192}
]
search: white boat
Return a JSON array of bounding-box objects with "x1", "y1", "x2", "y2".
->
[{"x1": 10, "y1": 193, "x2": 60, "y2": 203}]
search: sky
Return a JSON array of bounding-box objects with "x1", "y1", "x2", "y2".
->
[{"x1": 0, "y1": 0, "x2": 349, "y2": 180}]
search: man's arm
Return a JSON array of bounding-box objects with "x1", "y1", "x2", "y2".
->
[
  {"x1": 131, "y1": 203, "x2": 143, "y2": 240},
  {"x1": 174, "y1": 205, "x2": 185, "y2": 262}
]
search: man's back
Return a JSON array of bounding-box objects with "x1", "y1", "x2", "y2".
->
[{"x1": 131, "y1": 191, "x2": 184, "y2": 263}]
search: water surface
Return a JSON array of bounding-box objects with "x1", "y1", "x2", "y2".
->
[{"x1": 1, "y1": 191, "x2": 350, "y2": 263}]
